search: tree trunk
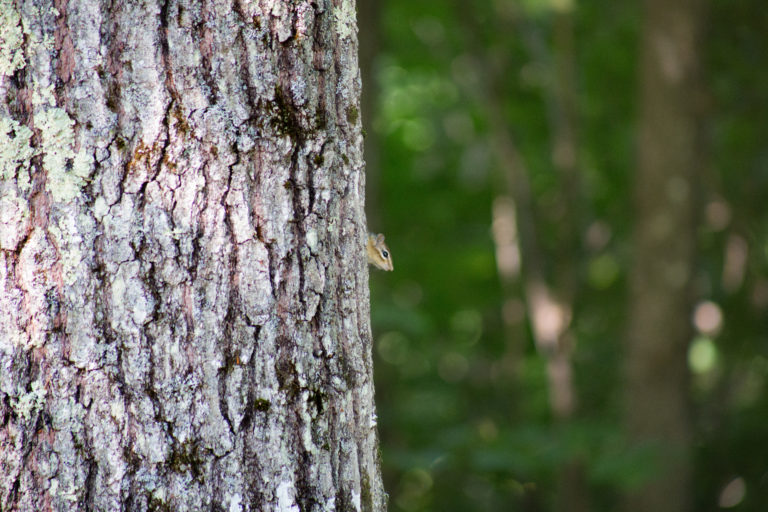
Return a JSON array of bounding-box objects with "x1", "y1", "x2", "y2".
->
[
  {"x1": 624, "y1": 0, "x2": 702, "y2": 510},
  {"x1": 0, "y1": 0, "x2": 386, "y2": 510}
]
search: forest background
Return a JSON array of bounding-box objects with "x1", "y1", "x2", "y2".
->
[{"x1": 359, "y1": 0, "x2": 768, "y2": 510}]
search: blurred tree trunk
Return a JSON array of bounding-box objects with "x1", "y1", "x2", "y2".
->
[
  {"x1": 547, "y1": 10, "x2": 588, "y2": 512},
  {"x1": 482, "y1": 7, "x2": 586, "y2": 510},
  {"x1": 625, "y1": 0, "x2": 703, "y2": 510},
  {"x1": 0, "y1": 0, "x2": 386, "y2": 510},
  {"x1": 470, "y1": 4, "x2": 586, "y2": 508}
]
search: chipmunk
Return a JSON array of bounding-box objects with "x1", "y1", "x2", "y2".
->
[{"x1": 367, "y1": 233, "x2": 394, "y2": 271}]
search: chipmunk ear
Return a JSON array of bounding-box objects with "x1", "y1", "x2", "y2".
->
[{"x1": 376, "y1": 234, "x2": 385, "y2": 244}]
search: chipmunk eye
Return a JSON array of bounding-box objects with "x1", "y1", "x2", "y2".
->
[{"x1": 382, "y1": 250, "x2": 389, "y2": 258}]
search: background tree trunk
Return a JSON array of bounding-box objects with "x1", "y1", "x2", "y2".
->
[
  {"x1": 0, "y1": 0, "x2": 386, "y2": 510},
  {"x1": 357, "y1": 0, "x2": 382, "y2": 228},
  {"x1": 624, "y1": 0, "x2": 703, "y2": 510}
]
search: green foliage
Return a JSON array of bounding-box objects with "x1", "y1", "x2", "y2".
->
[{"x1": 365, "y1": 0, "x2": 768, "y2": 510}]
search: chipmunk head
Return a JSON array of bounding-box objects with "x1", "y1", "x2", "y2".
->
[{"x1": 367, "y1": 233, "x2": 393, "y2": 271}]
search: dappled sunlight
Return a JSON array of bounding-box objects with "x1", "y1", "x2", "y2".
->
[
  {"x1": 491, "y1": 196, "x2": 521, "y2": 279},
  {"x1": 527, "y1": 282, "x2": 570, "y2": 351},
  {"x1": 692, "y1": 301, "x2": 723, "y2": 336},
  {"x1": 718, "y1": 476, "x2": 746, "y2": 508}
]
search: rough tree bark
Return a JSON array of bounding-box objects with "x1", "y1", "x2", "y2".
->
[
  {"x1": 0, "y1": 0, "x2": 386, "y2": 510},
  {"x1": 624, "y1": 0, "x2": 703, "y2": 510}
]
